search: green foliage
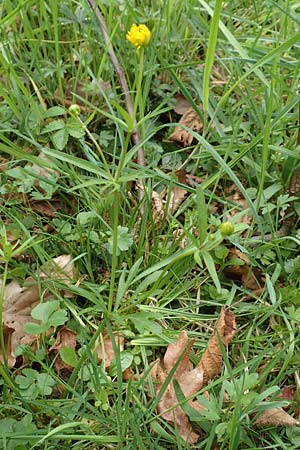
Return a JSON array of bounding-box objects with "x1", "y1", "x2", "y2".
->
[
  {"x1": 23, "y1": 301, "x2": 68, "y2": 335},
  {"x1": 1, "y1": 0, "x2": 300, "y2": 448},
  {"x1": 0, "y1": 415, "x2": 36, "y2": 450},
  {"x1": 15, "y1": 368, "x2": 56, "y2": 399}
]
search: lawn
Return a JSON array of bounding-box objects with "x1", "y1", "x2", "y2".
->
[{"x1": 1, "y1": 1, "x2": 300, "y2": 449}]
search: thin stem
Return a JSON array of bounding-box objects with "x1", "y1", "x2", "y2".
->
[
  {"x1": 0, "y1": 260, "x2": 8, "y2": 366},
  {"x1": 108, "y1": 189, "x2": 120, "y2": 313},
  {"x1": 77, "y1": 116, "x2": 113, "y2": 180},
  {"x1": 87, "y1": 0, "x2": 146, "y2": 201},
  {"x1": 133, "y1": 49, "x2": 144, "y2": 121}
]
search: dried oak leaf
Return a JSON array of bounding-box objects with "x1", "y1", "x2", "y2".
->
[
  {"x1": 97, "y1": 332, "x2": 124, "y2": 370},
  {"x1": 49, "y1": 326, "x2": 77, "y2": 373},
  {"x1": 169, "y1": 107, "x2": 203, "y2": 147},
  {"x1": 150, "y1": 308, "x2": 236, "y2": 444},
  {"x1": 1, "y1": 254, "x2": 75, "y2": 366},
  {"x1": 197, "y1": 308, "x2": 236, "y2": 385},
  {"x1": 255, "y1": 406, "x2": 300, "y2": 427}
]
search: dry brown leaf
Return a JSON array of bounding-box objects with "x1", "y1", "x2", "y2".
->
[
  {"x1": 31, "y1": 195, "x2": 74, "y2": 218},
  {"x1": 174, "y1": 94, "x2": 191, "y2": 115},
  {"x1": 227, "y1": 186, "x2": 252, "y2": 226},
  {"x1": 150, "y1": 308, "x2": 236, "y2": 444},
  {"x1": 1, "y1": 254, "x2": 75, "y2": 366},
  {"x1": 30, "y1": 151, "x2": 60, "y2": 180},
  {"x1": 150, "y1": 330, "x2": 203, "y2": 444},
  {"x1": 49, "y1": 326, "x2": 77, "y2": 373},
  {"x1": 167, "y1": 170, "x2": 188, "y2": 214},
  {"x1": 169, "y1": 107, "x2": 203, "y2": 146},
  {"x1": 151, "y1": 191, "x2": 164, "y2": 223},
  {"x1": 97, "y1": 332, "x2": 124, "y2": 370},
  {"x1": 279, "y1": 386, "x2": 295, "y2": 407},
  {"x1": 225, "y1": 248, "x2": 264, "y2": 295},
  {"x1": 197, "y1": 308, "x2": 236, "y2": 385},
  {"x1": 255, "y1": 406, "x2": 300, "y2": 427}
]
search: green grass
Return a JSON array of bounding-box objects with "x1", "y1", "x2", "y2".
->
[{"x1": 1, "y1": 0, "x2": 300, "y2": 449}]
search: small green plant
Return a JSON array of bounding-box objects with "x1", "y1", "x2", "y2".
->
[
  {"x1": 0, "y1": 414, "x2": 36, "y2": 450},
  {"x1": 15, "y1": 368, "x2": 56, "y2": 399},
  {"x1": 23, "y1": 300, "x2": 68, "y2": 335},
  {"x1": 41, "y1": 106, "x2": 85, "y2": 150}
]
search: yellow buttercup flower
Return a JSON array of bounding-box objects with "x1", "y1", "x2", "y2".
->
[{"x1": 126, "y1": 24, "x2": 151, "y2": 50}]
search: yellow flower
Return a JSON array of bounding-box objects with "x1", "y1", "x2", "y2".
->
[{"x1": 126, "y1": 24, "x2": 151, "y2": 50}]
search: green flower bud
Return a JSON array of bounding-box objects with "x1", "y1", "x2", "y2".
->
[
  {"x1": 68, "y1": 104, "x2": 81, "y2": 116},
  {"x1": 219, "y1": 222, "x2": 234, "y2": 237}
]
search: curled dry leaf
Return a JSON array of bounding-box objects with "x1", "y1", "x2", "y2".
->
[
  {"x1": 169, "y1": 107, "x2": 203, "y2": 147},
  {"x1": 150, "y1": 330, "x2": 203, "y2": 444},
  {"x1": 97, "y1": 332, "x2": 124, "y2": 370},
  {"x1": 150, "y1": 308, "x2": 236, "y2": 444},
  {"x1": 49, "y1": 326, "x2": 77, "y2": 373},
  {"x1": 1, "y1": 254, "x2": 75, "y2": 366},
  {"x1": 197, "y1": 308, "x2": 236, "y2": 385},
  {"x1": 255, "y1": 406, "x2": 300, "y2": 427}
]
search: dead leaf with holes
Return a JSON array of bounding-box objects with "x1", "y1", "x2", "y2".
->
[
  {"x1": 169, "y1": 107, "x2": 203, "y2": 147},
  {"x1": 150, "y1": 308, "x2": 236, "y2": 444},
  {"x1": 1, "y1": 254, "x2": 75, "y2": 367}
]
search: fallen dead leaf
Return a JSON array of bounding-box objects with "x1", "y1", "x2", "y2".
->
[
  {"x1": 29, "y1": 151, "x2": 60, "y2": 181},
  {"x1": 174, "y1": 94, "x2": 191, "y2": 115},
  {"x1": 224, "y1": 248, "x2": 264, "y2": 295},
  {"x1": 150, "y1": 308, "x2": 236, "y2": 444},
  {"x1": 279, "y1": 386, "x2": 296, "y2": 407},
  {"x1": 226, "y1": 185, "x2": 252, "y2": 226},
  {"x1": 255, "y1": 406, "x2": 300, "y2": 427},
  {"x1": 151, "y1": 191, "x2": 165, "y2": 223},
  {"x1": 1, "y1": 254, "x2": 75, "y2": 366},
  {"x1": 97, "y1": 332, "x2": 124, "y2": 370},
  {"x1": 169, "y1": 107, "x2": 203, "y2": 147},
  {"x1": 150, "y1": 330, "x2": 203, "y2": 444},
  {"x1": 197, "y1": 308, "x2": 236, "y2": 385},
  {"x1": 167, "y1": 170, "x2": 188, "y2": 214},
  {"x1": 31, "y1": 194, "x2": 74, "y2": 217},
  {"x1": 49, "y1": 326, "x2": 77, "y2": 373}
]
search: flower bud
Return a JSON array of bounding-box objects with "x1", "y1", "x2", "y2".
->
[
  {"x1": 68, "y1": 104, "x2": 81, "y2": 116},
  {"x1": 219, "y1": 222, "x2": 234, "y2": 237}
]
